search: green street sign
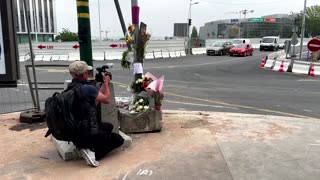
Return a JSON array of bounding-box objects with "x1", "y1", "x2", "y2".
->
[{"x1": 249, "y1": 18, "x2": 264, "y2": 22}]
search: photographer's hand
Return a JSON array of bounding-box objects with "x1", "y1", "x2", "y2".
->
[{"x1": 102, "y1": 74, "x2": 111, "y2": 84}]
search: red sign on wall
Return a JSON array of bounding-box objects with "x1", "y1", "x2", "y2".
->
[{"x1": 264, "y1": 18, "x2": 276, "y2": 22}]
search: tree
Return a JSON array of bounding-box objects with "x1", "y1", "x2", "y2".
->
[
  {"x1": 55, "y1": 28, "x2": 78, "y2": 42},
  {"x1": 191, "y1": 26, "x2": 198, "y2": 39},
  {"x1": 227, "y1": 27, "x2": 239, "y2": 39},
  {"x1": 306, "y1": 5, "x2": 320, "y2": 37}
]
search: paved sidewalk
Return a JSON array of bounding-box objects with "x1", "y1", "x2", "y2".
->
[{"x1": 0, "y1": 111, "x2": 320, "y2": 180}]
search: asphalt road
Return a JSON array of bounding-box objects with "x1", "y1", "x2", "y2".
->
[{"x1": 2, "y1": 47, "x2": 320, "y2": 119}]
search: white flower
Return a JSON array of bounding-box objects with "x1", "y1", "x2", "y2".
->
[
  {"x1": 137, "y1": 106, "x2": 143, "y2": 111},
  {"x1": 139, "y1": 99, "x2": 144, "y2": 103},
  {"x1": 132, "y1": 105, "x2": 137, "y2": 109},
  {"x1": 138, "y1": 79, "x2": 144, "y2": 83},
  {"x1": 135, "y1": 80, "x2": 139, "y2": 84},
  {"x1": 135, "y1": 102, "x2": 139, "y2": 105},
  {"x1": 142, "y1": 75, "x2": 145, "y2": 79},
  {"x1": 144, "y1": 106, "x2": 149, "y2": 110}
]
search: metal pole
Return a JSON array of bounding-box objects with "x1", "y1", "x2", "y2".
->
[
  {"x1": 114, "y1": 0, "x2": 132, "y2": 51},
  {"x1": 23, "y1": 0, "x2": 40, "y2": 110},
  {"x1": 131, "y1": 0, "x2": 140, "y2": 63},
  {"x1": 187, "y1": 0, "x2": 191, "y2": 55},
  {"x1": 98, "y1": 0, "x2": 102, "y2": 41},
  {"x1": 299, "y1": 0, "x2": 307, "y2": 60},
  {"x1": 238, "y1": 11, "x2": 241, "y2": 38}
]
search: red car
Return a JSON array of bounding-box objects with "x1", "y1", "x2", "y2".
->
[{"x1": 229, "y1": 44, "x2": 254, "y2": 56}]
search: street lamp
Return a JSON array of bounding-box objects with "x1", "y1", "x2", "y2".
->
[
  {"x1": 238, "y1": 9, "x2": 254, "y2": 38},
  {"x1": 299, "y1": 0, "x2": 307, "y2": 60},
  {"x1": 187, "y1": 0, "x2": 199, "y2": 55},
  {"x1": 98, "y1": 0, "x2": 102, "y2": 41}
]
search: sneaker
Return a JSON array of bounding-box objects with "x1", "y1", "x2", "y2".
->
[{"x1": 79, "y1": 149, "x2": 100, "y2": 167}]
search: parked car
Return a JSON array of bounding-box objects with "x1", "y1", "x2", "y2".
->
[
  {"x1": 229, "y1": 43, "x2": 254, "y2": 56},
  {"x1": 206, "y1": 41, "x2": 233, "y2": 56},
  {"x1": 259, "y1": 36, "x2": 280, "y2": 51}
]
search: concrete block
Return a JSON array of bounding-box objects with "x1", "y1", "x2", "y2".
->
[
  {"x1": 119, "y1": 109, "x2": 162, "y2": 134},
  {"x1": 100, "y1": 83, "x2": 119, "y2": 134},
  {"x1": 119, "y1": 130, "x2": 132, "y2": 149},
  {"x1": 51, "y1": 136, "x2": 79, "y2": 161}
]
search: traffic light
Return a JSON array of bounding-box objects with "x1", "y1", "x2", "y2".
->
[{"x1": 188, "y1": 18, "x2": 192, "y2": 26}]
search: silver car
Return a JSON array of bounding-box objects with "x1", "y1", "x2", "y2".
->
[{"x1": 206, "y1": 41, "x2": 233, "y2": 56}]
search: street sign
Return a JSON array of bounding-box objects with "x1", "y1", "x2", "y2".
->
[
  {"x1": 264, "y1": 18, "x2": 276, "y2": 22},
  {"x1": 110, "y1": 44, "x2": 127, "y2": 48},
  {"x1": 72, "y1": 44, "x2": 80, "y2": 49},
  {"x1": 0, "y1": 0, "x2": 19, "y2": 87},
  {"x1": 291, "y1": 33, "x2": 299, "y2": 45},
  {"x1": 230, "y1": 19, "x2": 239, "y2": 23},
  {"x1": 249, "y1": 18, "x2": 264, "y2": 22},
  {"x1": 37, "y1": 45, "x2": 53, "y2": 49},
  {"x1": 38, "y1": 44, "x2": 45, "y2": 49},
  {"x1": 307, "y1": 38, "x2": 320, "y2": 52}
]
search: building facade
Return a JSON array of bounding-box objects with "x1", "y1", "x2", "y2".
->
[
  {"x1": 199, "y1": 14, "x2": 294, "y2": 40},
  {"x1": 16, "y1": 0, "x2": 57, "y2": 43}
]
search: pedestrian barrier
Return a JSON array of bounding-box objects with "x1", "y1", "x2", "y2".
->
[
  {"x1": 68, "y1": 52, "x2": 80, "y2": 61},
  {"x1": 264, "y1": 58, "x2": 275, "y2": 69},
  {"x1": 175, "y1": 50, "x2": 181, "y2": 57},
  {"x1": 272, "y1": 59, "x2": 291, "y2": 72},
  {"x1": 43, "y1": 55, "x2": 52, "y2": 61},
  {"x1": 292, "y1": 61, "x2": 311, "y2": 75},
  {"x1": 51, "y1": 55, "x2": 60, "y2": 61},
  {"x1": 267, "y1": 50, "x2": 286, "y2": 60},
  {"x1": 154, "y1": 50, "x2": 163, "y2": 59},
  {"x1": 169, "y1": 51, "x2": 177, "y2": 58},
  {"x1": 105, "y1": 51, "x2": 122, "y2": 60},
  {"x1": 180, "y1": 50, "x2": 186, "y2": 57},
  {"x1": 145, "y1": 52, "x2": 154, "y2": 59},
  {"x1": 192, "y1": 48, "x2": 206, "y2": 55},
  {"x1": 59, "y1": 55, "x2": 69, "y2": 61},
  {"x1": 162, "y1": 50, "x2": 170, "y2": 58},
  {"x1": 93, "y1": 52, "x2": 105, "y2": 61},
  {"x1": 35, "y1": 55, "x2": 43, "y2": 61}
]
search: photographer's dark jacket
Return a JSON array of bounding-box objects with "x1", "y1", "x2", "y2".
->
[{"x1": 68, "y1": 79, "x2": 99, "y2": 148}]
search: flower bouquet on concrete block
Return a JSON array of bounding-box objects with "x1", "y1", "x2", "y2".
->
[{"x1": 146, "y1": 75, "x2": 165, "y2": 111}]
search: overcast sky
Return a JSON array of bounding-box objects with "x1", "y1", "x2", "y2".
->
[{"x1": 56, "y1": 0, "x2": 319, "y2": 39}]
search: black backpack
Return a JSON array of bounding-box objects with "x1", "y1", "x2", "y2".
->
[{"x1": 44, "y1": 84, "x2": 82, "y2": 141}]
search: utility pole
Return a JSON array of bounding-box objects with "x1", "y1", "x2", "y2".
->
[
  {"x1": 76, "y1": 0, "x2": 93, "y2": 71},
  {"x1": 299, "y1": 0, "x2": 307, "y2": 60},
  {"x1": 131, "y1": 0, "x2": 140, "y2": 63}
]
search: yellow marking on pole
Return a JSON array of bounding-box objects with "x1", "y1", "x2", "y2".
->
[
  {"x1": 112, "y1": 80, "x2": 318, "y2": 120},
  {"x1": 77, "y1": 1, "x2": 89, "y2": 6},
  {"x1": 78, "y1": 13, "x2": 90, "y2": 18}
]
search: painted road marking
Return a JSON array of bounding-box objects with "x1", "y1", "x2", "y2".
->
[
  {"x1": 165, "y1": 100, "x2": 239, "y2": 110},
  {"x1": 298, "y1": 79, "x2": 320, "y2": 82},
  {"x1": 112, "y1": 80, "x2": 318, "y2": 120}
]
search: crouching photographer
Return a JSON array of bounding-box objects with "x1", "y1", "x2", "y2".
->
[{"x1": 66, "y1": 61, "x2": 123, "y2": 167}]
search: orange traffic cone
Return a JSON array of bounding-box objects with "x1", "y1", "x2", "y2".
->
[
  {"x1": 260, "y1": 56, "x2": 266, "y2": 67},
  {"x1": 309, "y1": 63, "x2": 315, "y2": 77},
  {"x1": 278, "y1": 61, "x2": 284, "y2": 72}
]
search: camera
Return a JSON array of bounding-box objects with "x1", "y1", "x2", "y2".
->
[{"x1": 95, "y1": 63, "x2": 114, "y2": 83}]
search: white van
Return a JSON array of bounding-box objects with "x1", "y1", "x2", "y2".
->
[{"x1": 260, "y1": 36, "x2": 280, "y2": 51}]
